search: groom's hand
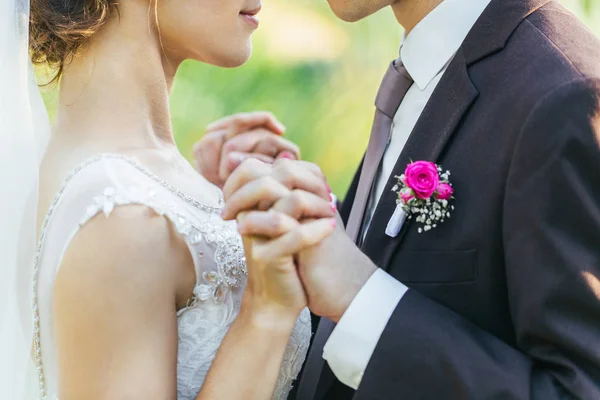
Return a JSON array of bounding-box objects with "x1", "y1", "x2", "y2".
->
[
  {"x1": 222, "y1": 158, "x2": 378, "y2": 323},
  {"x1": 296, "y1": 222, "x2": 377, "y2": 322},
  {"x1": 194, "y1": 111, "x2": 300, "y2": 188}
]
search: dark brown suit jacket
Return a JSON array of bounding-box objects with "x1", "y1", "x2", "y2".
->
[{"x1": 296, "y1": 0, "x2": 600, "y2": 399}]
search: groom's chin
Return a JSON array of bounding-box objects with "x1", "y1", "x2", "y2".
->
[
  {"x1": 327, "y1": 0, "x2": 390, "y2": 22},
  {"x1": 329, "y1": 7, "x2": 364, "y2": 22}
]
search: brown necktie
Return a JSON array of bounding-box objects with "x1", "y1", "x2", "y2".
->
[
  {"x1": 346, "y1": 58, "x2": 414, "y2": 243},
  {"x1": 296, "y1": 59, "x2": 414, "y2": 400}
]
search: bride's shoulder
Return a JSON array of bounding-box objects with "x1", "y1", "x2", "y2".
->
[
  {"x1": 55, "y1": 202, "x2": 194, "y2": 310},
  {"x1": 51, "y1": 203, "x2": 195, "y2": 392},
  {"x1": 44, "y1": 154, "x2": 198, "y2": 311}
]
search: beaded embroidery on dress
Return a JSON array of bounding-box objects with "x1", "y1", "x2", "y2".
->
[{"x1": 34, "y1": 154, "x2": 311, "y2": 400}]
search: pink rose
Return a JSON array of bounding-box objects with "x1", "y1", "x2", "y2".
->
[
  {"x1": 435, "y1": 182, "x2": 454, "y2": 200},
  {"x1": 400, "y1": 189, "x2": 415, "y2": 204},
  {"x1": 404, "y1": 161, "x2": 439, "y2": 199}
]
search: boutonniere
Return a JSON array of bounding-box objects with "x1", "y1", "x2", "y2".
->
[{"x1": 386, "y1": 161, "x2": 455, "y2": 236}]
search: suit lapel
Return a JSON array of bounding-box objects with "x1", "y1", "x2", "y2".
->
[
  {"x1": 361, "y1": 49, "x2": 478, "y2": 270},
  {"x1": 359, "y1": 0, "x2": 554, "y2": 270}
]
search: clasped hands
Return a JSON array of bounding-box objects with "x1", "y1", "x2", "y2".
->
[{"x1": 195, "y1": 112, "x2": 376, "y2": 326}]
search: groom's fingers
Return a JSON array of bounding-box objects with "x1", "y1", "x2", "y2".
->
[
  {"x1": 270, "y1": 190, "x2": 336, "y2": 221},
  {"x1": 206, "y1": 111, "x2": 286, "y2": 136},
  {"x1": 255, "y1": 218, "x2": 336, "y2": 260},
  {"x1": 222, "y1": 176, "x2": 290, "y2": 220}
]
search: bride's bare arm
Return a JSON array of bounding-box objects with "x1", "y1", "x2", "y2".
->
[
  {"x1": 54, "y1": 202, "x2": 334, "y2": 399},
  {"x1": 197, "y1": 214, "x2": 335, "y2": 399},
  {"x1": 54, "y1": 206, "x2": 190, "y2": 399}
]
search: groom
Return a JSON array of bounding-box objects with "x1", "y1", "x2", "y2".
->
[{"x1": 199, "y1": 0, "x2": 600, "y2": 398}]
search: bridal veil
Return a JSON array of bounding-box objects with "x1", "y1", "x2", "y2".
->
[{"x1": 0, "y1": 0, "x2": 51, "y2": 397}]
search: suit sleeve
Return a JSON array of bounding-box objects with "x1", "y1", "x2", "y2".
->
[{"x1": 355, "y1": 78, "x2": 600, "y2": 399}]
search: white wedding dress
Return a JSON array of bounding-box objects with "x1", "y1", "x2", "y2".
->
[{"x1": 32, "y1": 153, "x2": 311, "y2": 400}]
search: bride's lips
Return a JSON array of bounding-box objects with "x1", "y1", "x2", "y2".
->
[{"x1": 240, "y1": 5, "x2": 261, "y2": 28}]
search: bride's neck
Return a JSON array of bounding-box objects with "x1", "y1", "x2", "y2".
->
[{"x1": 53, "y1": 7, "x2": 179, "y2": 150}]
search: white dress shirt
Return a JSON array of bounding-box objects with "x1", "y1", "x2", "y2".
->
[{"x1": 322, "y1": 0, "x2": 492, "y2": 390}]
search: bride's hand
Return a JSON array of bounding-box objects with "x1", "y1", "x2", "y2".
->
[
  {"x1": 194, "y1": 112, "x2": 300, "y2": 188},
  {"x1": 238, "y1": 211, "x2": 336, "y2": 324},
  {"x1": 221, "y1": 158, "x2": 334, "y2": 221},
  {"x1": 224, "y1": 157, "x2": 336, "y2": 323}
]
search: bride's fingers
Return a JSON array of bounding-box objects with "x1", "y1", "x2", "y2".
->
[
  {"x1": 253, "y1": 218, "x2": 336, "y2": 261},
  {"x1": 222, "y1": 161, "x2": 330, "y2": 220},
  {"x1": 220, "y1": 151, "x2": 275, "y2": 184},
  {"x1": 223, "y1": 158, "x2": 272, "y2": 201},
  {"x1": 224, "y1": 158, "x2": 328, "y2": 201},
  {"x1": 222, "y1": 176, "x2": 290, "y2": 220},
  {"x1": 272, "y1": 159, "x2": 329, "y2": 200},
  {"x1": 270, "y1": 190, "x2": 336, "y2": 221},
  {"x1": 237, "y1": 210, "x2": 300, "y2": 238},
  {"x1": 280, "y1": 160, "x2": 326, "y2": 182}
]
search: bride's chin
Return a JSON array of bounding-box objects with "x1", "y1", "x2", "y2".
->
[{"x1": 213, "y1": 45, "x2": 253, "y2": 68}]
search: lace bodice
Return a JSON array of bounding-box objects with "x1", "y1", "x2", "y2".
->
[{"x1": 33, "y1": 154, "x2": 311, "y2": 400}]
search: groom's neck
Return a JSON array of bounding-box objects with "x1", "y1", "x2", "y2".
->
[{"x1": 391, "y1": 0, "x2": 444, "y2": 35}]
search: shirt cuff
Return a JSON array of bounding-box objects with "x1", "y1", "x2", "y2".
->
[{"x1": 322, "y1": 269, "x2": 408, "y2": 389}]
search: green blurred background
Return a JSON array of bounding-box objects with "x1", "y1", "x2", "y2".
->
[{"x1": 42, "y1": 0, "x2": 600, "y2": 197}]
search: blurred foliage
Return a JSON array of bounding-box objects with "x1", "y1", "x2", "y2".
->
[{"x1": 42, "y1": 0, "x2": 600, "y2": 198}]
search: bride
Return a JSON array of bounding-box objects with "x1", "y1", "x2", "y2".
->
[{"x1": 0, "y1": 0, "x2": 337, "y2": 398}]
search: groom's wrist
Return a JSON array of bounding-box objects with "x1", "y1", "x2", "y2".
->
[{"x1": 331, "y1": 256, "x2": 378, "y2": 323}]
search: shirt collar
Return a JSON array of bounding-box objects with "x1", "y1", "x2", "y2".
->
[{"x1": 400, "y1": 0, "x2": 492, "y2": 90}]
